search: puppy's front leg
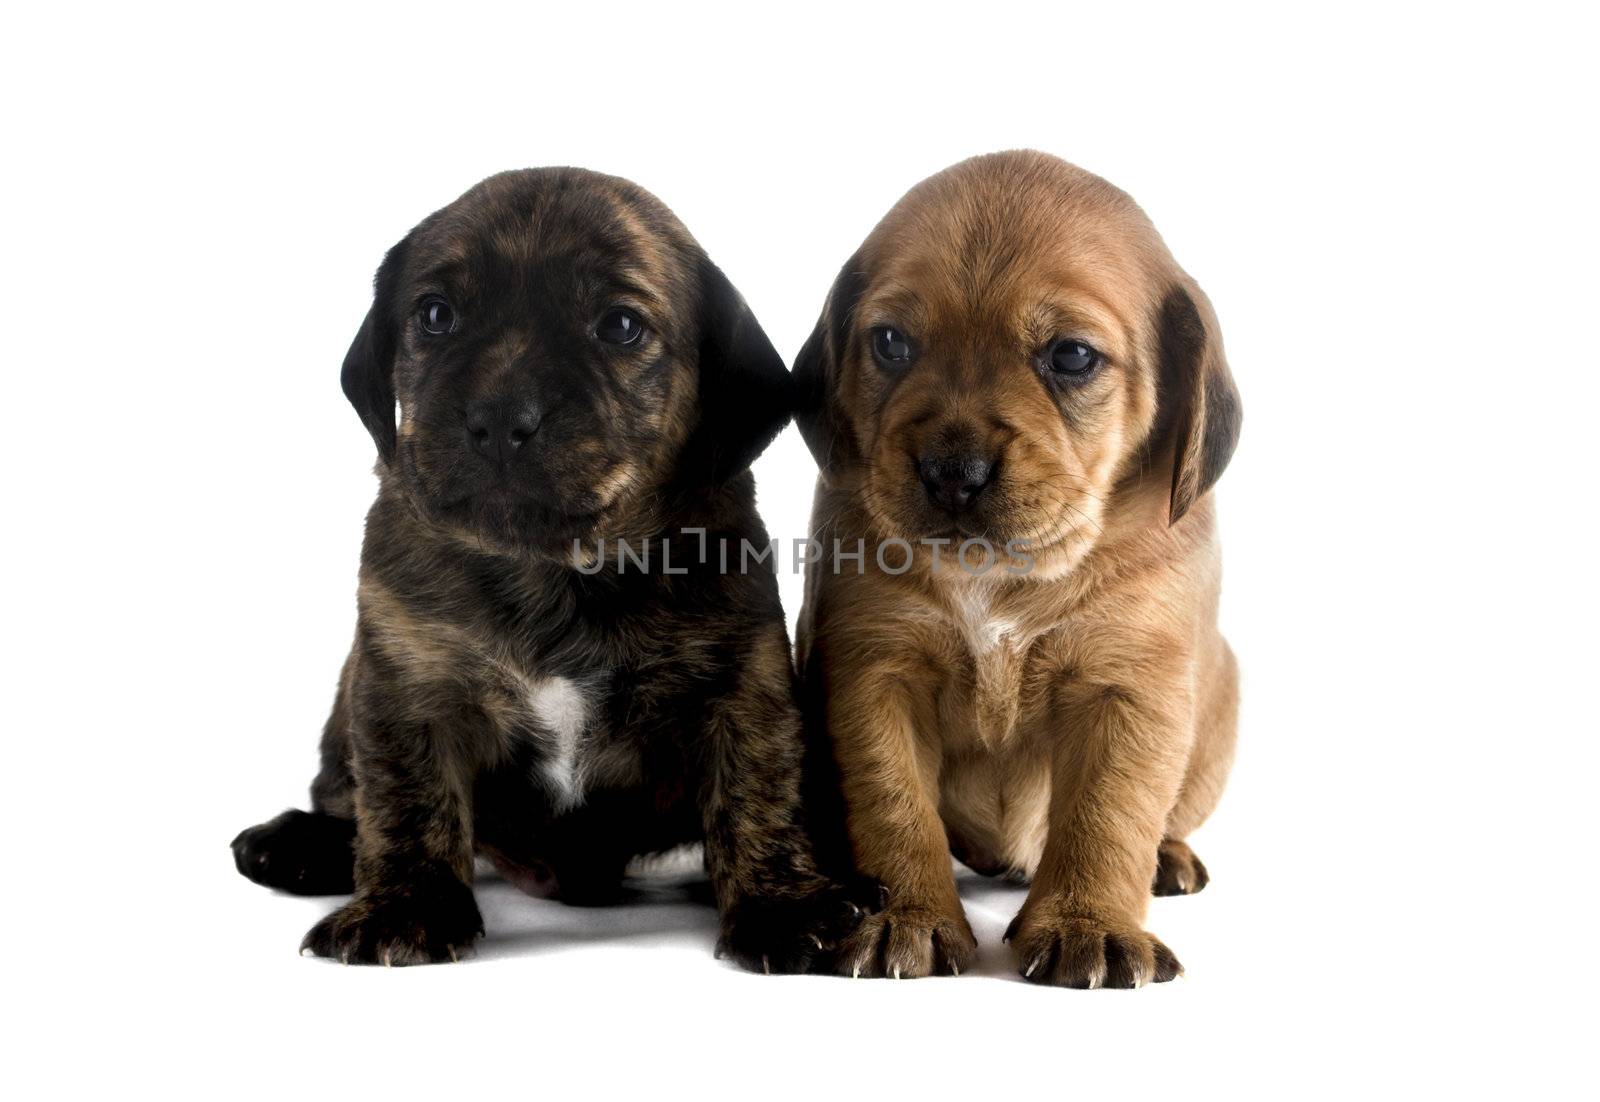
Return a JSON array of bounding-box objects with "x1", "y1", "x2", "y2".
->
[
  {"x1": 702, "y1": 629, "x2": 867, "y2": 974},
  {"x1": 827, "y1": 667, "x2": 975, "y2": 978},
  {"x1": 1008, "y1": 681, "x2": 1188, "y2": 988},
  {"x1": 300, "y1": 671, "x2": 483, "y2": 965}
]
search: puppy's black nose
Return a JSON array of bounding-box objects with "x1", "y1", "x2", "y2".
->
[
  {"x1": 918, "y1": 454, "x2": 994, "y2": 514},
  {"x1": 465, "y1": 400, "x2": 543, "y2": 463}
]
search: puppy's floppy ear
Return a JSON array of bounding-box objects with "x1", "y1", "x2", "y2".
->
[
  {"x1": 791, "y1": 252, "x2": 866, "y2": 476},
  {"x1": 684, "y1": 256, "x2": 792, "y2": 483},
  {"x1": 1157, "y1": 279, "x2": 1242, "y2": 525},
  {"x1": 340, "y1": 236, "x2": 411, "y2": 464}
]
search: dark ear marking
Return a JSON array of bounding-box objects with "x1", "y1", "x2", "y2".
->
[
  {"x1": 791, "y1": 253, "x2": 866, "y2": 474},
  {"x1": 683, "y1": 256, "x2": 791, "y2": 483},
  {"x1": 1157, "y1": 282, "x2": 1241, "y2": 525},
  {"x1": 340, "y1": 236, "x2": 411, "y2": 464}
]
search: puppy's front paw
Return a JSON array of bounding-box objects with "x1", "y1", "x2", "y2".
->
[
  {"x1": 1005, "y1": 906, "x2": 1181, "y2": 988},
  {"x1": 1152, "y1": 838, "x2": 1210, "y2": 896},
  {"x1": 837, "y1": 899, "x2": 976, "y2": 979},
  {"x1": 717, "y1": 880, "x2": 878, "y2": 975},
  {"x1": 231, "y1": 809, "x2": 355, "y2": 896},
  {"x1": 301, "y1": 878, "x2": 483, "y2": 966}
]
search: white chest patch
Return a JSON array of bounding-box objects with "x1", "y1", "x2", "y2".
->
[
  {"x1": 524, "y1": 675, "x2": 590, "y2": 810},
  {"x1": 952, "y1": 586, "x2": 1018, "y2": 656},
  {"x1": 945, "y1": 582, "x2": 1035, "y2": 747}
]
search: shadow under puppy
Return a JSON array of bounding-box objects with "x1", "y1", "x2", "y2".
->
[
  {"x1": 793, "y1": 151, "x2": 1241, "y2": 986},
  {"x1": 232, "y1": 168, "x2": 863, "y2": 969}
]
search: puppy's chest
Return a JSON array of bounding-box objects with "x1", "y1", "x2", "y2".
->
[
  {"x1": 479, "y1": 656, "x2": 640, "y2": 812},
  {"x1": 934, "y1": 585, "x2": 1068, "y2": 748},
  {"x1": 939, "y1": 589, "x2": 1052, "y2": 749},
  {"x1": 368, "y1": 569, "x2": 667, "y2": 810}
]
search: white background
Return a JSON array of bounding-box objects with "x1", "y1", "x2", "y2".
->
[{"x1": 4, "y1": 2, "x2": 1596, "y2": 1098}]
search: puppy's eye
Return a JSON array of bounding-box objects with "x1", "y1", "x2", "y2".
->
[
  {"x1": 418, "y1": 297, "x2": 456, "y2": 336},
  {"x1": 871, "y1": 326, "x2": 916, "y2": 369},
  {"x1": 595, "y1": 307, "x2": 646, "y2": 346},
  {"x1": 1048, "y1": 340, "x2": 1100, "y2": 377}
]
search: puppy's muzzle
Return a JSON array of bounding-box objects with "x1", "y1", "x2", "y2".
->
[
  {"x1": 465, "y1": 397, "x2": 544, "y2": 467},
  {"x1": 918, "y1": 452, "x2": 995, "y2": 514}
]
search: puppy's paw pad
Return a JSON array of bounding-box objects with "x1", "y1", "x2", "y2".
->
[
  {"x1": 717, "y1": 879, "x2": 879, "y2": 975},
  {"x1": 1006, "y1": 911, "x2": 1180, "y2": 989},
  {"x1": 231, "y1": 810, "x2": 355, "y2": 896},
  {"x1": 300, "y1": 881, "x2": 483, "y2": 966},
  {"x1": 1152, "y1": 839, "x2": 1210, "y2": 897},
  {"x1": 837, "y1": 903, "x2": 976, "y2": 979}
]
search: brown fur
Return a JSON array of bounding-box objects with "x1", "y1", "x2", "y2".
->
[{"x1": 792, "y1": 151, "x2": 1241, "y2": 985}]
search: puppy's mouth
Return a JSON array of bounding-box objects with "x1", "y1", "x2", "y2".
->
[
  {"x1": 467, "y1": 485, "x2": 591, "y2": 513},
  {"x1": 449, "y1": 454, "x2": 636, "y2": 518},
  {"x1": 872, "y1": 487, "x2": 1093, "y2": 555},
  {"x1": 447, "y1": 489, "x2": 602, "y2": 528}
]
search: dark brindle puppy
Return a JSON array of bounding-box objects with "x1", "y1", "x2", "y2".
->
[{"x1": 231, "y1": 168, "x2": 862, "y2": 969}]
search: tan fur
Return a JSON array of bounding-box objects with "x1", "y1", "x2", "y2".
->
[{"x1": 795, "y1": 151, "x2": 1241, "y2": 985}]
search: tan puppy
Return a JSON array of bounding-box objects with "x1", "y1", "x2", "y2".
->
[{"x1": 792, "y1": 151, "x2": 1241, "y2": 986}]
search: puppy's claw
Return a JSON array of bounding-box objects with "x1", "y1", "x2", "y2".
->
[
  {"x1": 762, "y1": 955, "x2": 771, "y2": 975},
  {"x1": 892, "y1": 966, "x2": 902, "y2": 980}
]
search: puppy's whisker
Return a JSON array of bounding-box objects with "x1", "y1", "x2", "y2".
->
[{"x1": 1058, "y1": 499, "x2": 1103, "y2": 537}]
